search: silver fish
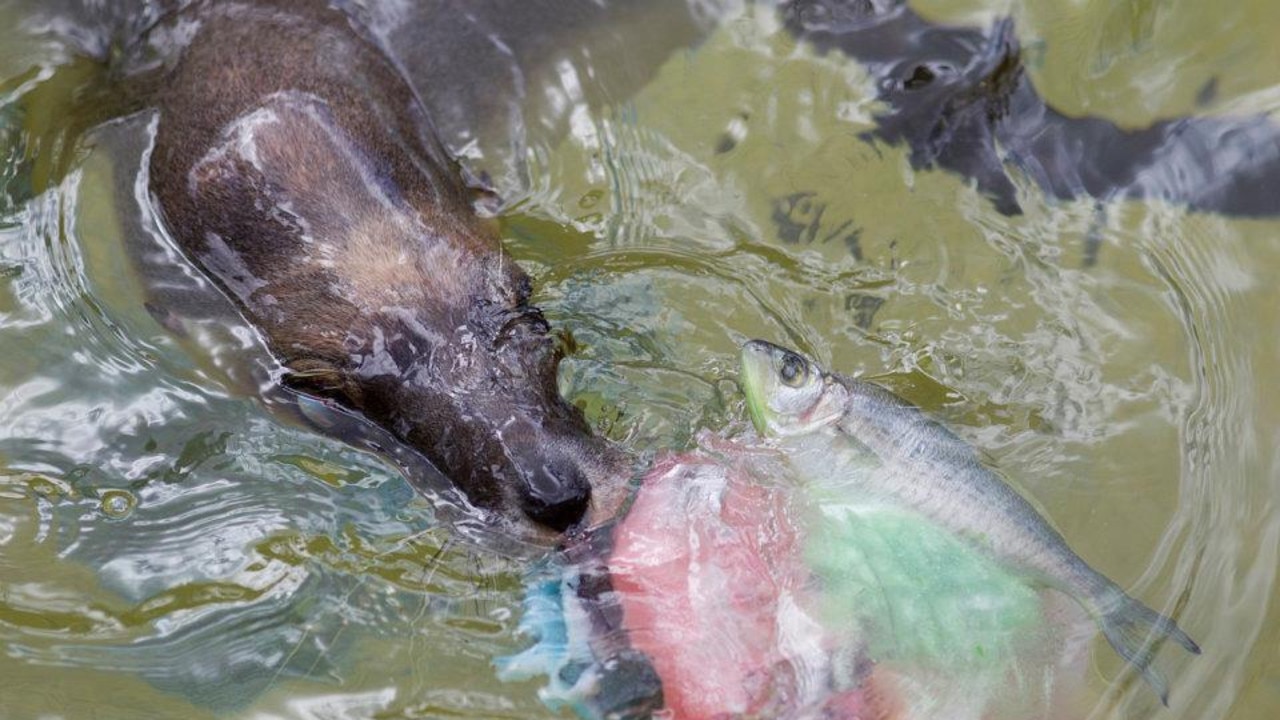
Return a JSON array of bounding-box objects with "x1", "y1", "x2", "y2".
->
[{"x1": 739, "y1": 339, "x2": 1199, "y2": 704}]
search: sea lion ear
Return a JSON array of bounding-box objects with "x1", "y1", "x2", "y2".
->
[
  {"x1": 469, "y1": 185, "x2": 504, "y2": 217},
  {"x1": 550, "y1": 328, "x2": 576, "y2": 361}
]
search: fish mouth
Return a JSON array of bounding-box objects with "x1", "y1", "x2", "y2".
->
[{"x1": 740, "y1": 340, "x2": 780, "y2": 434}]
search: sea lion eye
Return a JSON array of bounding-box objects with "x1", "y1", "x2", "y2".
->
[{"x1": 779, "y1": 352, "x2": 807, "y2": 387}]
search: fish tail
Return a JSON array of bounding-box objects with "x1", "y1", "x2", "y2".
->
[{"x1": 1096, "y1": 592, "x2": 1200, "y2": 705}]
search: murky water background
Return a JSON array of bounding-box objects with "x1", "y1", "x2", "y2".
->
[{"x1": 1, "y1": 1, "x2": 1278, "y2": 718}]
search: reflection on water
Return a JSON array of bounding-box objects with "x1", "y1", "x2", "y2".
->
[{"x1": 2, "y1": 0, "x2": 1279, "y2": 718}]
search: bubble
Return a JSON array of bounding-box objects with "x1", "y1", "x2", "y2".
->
[
  {"x1": 100, "y1": 489, "x2": 137, "y2": 519},
  {"x1": 20, "y1": 473, "x2": 76, "y2": 502}
]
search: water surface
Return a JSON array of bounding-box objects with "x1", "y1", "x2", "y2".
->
[{"x1": 1, "y1": 1, "x2": 1278, "y2": 718}]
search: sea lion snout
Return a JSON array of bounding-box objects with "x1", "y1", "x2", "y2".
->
[{"x1": 517, "y1": 455, "x2": 593, "y2": 532}]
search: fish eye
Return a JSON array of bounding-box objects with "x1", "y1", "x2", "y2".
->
[{"x1": 778, "y1": 352, "x2": 808, "y2": 387}]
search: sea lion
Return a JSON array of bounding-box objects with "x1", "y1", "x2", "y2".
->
[
  {"x1": 784, "y1": 0, "x2": 1280, "y2": 220},
  {"x1": 141, "y1": 0, "x2": 625, "y2": 532}
]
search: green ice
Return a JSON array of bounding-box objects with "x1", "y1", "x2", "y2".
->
[{"x1": 805, "y1": 500, "x2": 1043, "y2": 673}]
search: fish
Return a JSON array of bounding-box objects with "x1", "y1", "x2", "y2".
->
[{"x1": 739, "y1": 339, "x2": 1200, "y2": 705}]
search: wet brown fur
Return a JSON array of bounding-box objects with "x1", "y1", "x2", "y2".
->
[{"x1": 145, "y1": 0, "x2": 626, "y2": 530}]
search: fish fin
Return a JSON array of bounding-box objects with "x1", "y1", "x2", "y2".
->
[{"x1": 1097, "y1": 594, "x2": 1200, "y2": 705}]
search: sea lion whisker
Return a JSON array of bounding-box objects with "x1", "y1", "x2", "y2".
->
[
  {"x1": 416, "y1": 538, "x2": 453, "y2": 590},
  {"x1": 368, "y1": 526, "x2": 438, "y2": 561},
  {"x1": 297, "y1": 567, "x2": 374, "y2": 682},
  {"x1": 490, "y1": 305, "x2": 552, "y2": 348}
]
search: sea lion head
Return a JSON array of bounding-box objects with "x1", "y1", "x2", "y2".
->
[
  {"x1": 150, "y1": 35, "x2": 628, "y2": 535},
  {"x1": 272, "y1": 211, "x2": 625, "y2": 535}
]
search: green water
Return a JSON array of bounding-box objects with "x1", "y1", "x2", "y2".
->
[{"x1": 2, "y1": 1, "x2": 1279, "y2": 718}]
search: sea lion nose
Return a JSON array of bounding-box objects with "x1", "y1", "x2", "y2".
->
[{"x1": 519, "y1": 457, "x2": 592, "y2": 532}]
